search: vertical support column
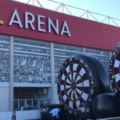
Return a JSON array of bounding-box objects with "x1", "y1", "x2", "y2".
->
[
  {"x1": 109, "y1": 51, "x2": 112, "y2": 90},
  {"x1": 24, "y1": 100, "x2": 27, "y2": 106},
  {"x1": 109, "y1": 51, "x2": 112, "y2": 61},
  {"x1": 33, "y1": 0, "x2": 34, "y2": 5},
  {"x1": 50, "y1": 43, "x2": 55, "y2": 104},
  {"x1": 37, "y1": 100, "x2": 40, "y2": 107},
  {"x1": 18, "y1": 99, "x2": 20, "y2": 107},
  {"x1": 83, "y1": 47, "x2": 85, "y2": 54},
  {"x1": 62, "y1": 4, "x2": 64, "y2": 13},
  {"x1": 44, "y1": 99, "x2": 45, "y2": 105},
  {"x1": 9, "y1": 36, "x2": 14, "y2": 111},
  {"x1": 31, "y1": 99, "x2": 33, "y2": 106},
  {"x1": 86, "y1": 11, "x2": 88, "y2": 19},
  {"x1": 107, "y1": 16, "x2": 109, "y2": 25}
]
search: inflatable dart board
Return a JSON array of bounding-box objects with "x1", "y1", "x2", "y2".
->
[
  {"x1": 57, "y1": 54, "x2": 111, "y2": 115},
  {"x1": 110, "y1": 44, "x2": 120, "y2": 98}
]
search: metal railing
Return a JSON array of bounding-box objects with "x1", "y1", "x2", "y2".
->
[
  {"x1": 14, "y1": 98, "x2": 51, "y2": 109},
  {"x1": 11, "y1": 0, "x2": 120, "y2": 27}
]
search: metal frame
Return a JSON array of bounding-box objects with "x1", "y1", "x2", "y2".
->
[
  {"x1": 14, "y1": 98, "x2": 51, "y2": 108},
  {"x1": 11, "y1": 0, "x2": 120, "y2": 27}
]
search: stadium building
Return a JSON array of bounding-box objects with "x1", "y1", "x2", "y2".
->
[{"x1": 0, "y1": 0, "x2": 120, "y2": 111}]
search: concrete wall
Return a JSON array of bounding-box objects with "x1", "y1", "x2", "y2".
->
[
  {"x1": 16, "y1": 110, "x2": 41, "y2": 120},
  {"x1": 0, "y1": 86, "x2": 9, "y2": 111},
  {"x1": 0, "y1": 111, "x2": 12, "y2": 120},
  {"x1": 54, "y1": 86, "x2": 60, "y2": 104}
]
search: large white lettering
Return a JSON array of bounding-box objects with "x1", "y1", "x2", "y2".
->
[
  {"x1": 25, "y1": 12, "x2": 35, "y2": 30},
  {"x1": 60, "y1": 21, "x2": 71, "y2": 37},
  {"x1": 48, "y1": 17, "x2": 59, "y2": 34},
  {"x1": 9, "y1": 9, "x2": 23, "y2": 28},
  {"x1": 37, "y1": 15, "x2": 46, "y2": 32},
  {"x1": 8, "y1": 9, "x2": 71, "y2": 37}
]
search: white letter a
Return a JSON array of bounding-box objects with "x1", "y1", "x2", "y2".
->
[
  {"x1": 9, "y1": 9, "x2": 23, "y2": 28},
  {"x1": 60, "y1": 21, "x2": 71, "y2": 37}
]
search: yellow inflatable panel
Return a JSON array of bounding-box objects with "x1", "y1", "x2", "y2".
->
[{"x1": 0, "y1": 20, "x2": 4, "y2": 24}]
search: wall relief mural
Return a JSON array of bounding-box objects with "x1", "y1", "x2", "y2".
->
[{"x1": 14, "y1": 38, "x2": 51, "y2": 83}]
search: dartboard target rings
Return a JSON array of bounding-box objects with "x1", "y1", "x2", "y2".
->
[
  {"x1": 110, "y1": 48, "x2": 120, "y2": 98},
  {"x1": 57, "y1": 56, "x2": 95, "y2": 114}
]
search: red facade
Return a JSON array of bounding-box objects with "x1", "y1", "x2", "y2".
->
[{"x1": 0, "y1": 0, "x2": 120, "y2": 51}]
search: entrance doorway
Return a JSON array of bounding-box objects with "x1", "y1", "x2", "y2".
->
[{"x1": 14, "y1": 87, "x2": 50, "y2": 110}]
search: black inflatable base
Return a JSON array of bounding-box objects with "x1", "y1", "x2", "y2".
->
[
  {"x1": 92, "y1": 93, "x2": 120, "y2": 118},
  {"x1": 41, "y1": 104, "x2": 120, "y2": 120},
  {"x1": 96, "y1": 116, "x2": 120, "y2": 120},
  {"x1": 41, "y1": 104, "x2": 78, "y2": 120}
]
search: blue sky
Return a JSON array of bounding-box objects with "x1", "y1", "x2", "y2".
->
[
  {"x1": 12, "y1": 0, "x2": 120, "y2": 26},
  {"x1": 12, "y1": 0, "x2": 119, "y2": 18},
  {"x1": 58, "y1": 0, "x2": 119, "y2": 19}
]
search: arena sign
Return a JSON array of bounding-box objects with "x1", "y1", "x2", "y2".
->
[{"x1": 8, "y1": 9, "x2": 71, "y2": 37}]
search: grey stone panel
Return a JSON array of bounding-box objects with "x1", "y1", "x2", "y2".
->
[
  {"x1": 0, "y1": 36, "x2": 9, "y2": 82},
  {"x1": 14, "y1": 38, "x2": 51, "y2": 83}
]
